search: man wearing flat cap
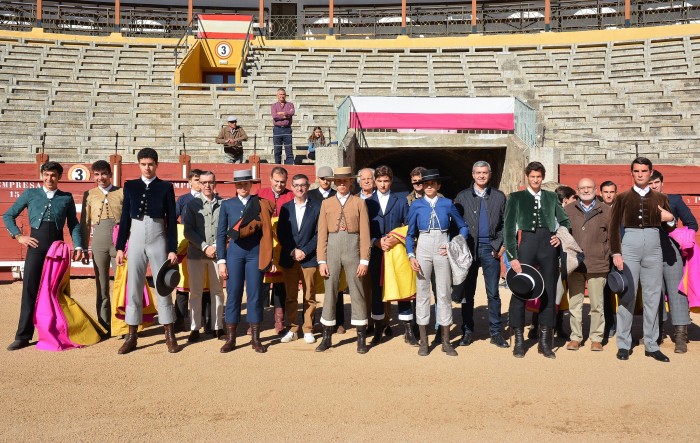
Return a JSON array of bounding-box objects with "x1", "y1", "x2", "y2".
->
[{"x1": 216, "y1": 115, "x2": 248, "y2": 164}]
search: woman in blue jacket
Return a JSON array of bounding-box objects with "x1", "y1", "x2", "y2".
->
[{"x1": 406, "y1": 169, "x2": 467, "y2": 357}]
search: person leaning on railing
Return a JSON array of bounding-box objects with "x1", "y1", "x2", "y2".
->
[{"x1": 216, "y1": 115, "x2": 248, "y2": 164}]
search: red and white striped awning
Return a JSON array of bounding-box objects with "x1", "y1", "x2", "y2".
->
[
  {"x1": 197, "y1": 14, "x2": 253, "y2": 39},
  {"x1": 349, "y1": 96, "x2": 515, "y2": 131}
]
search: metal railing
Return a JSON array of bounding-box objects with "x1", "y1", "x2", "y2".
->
[
  {"x1": 237, "y1": 20, "x2": 254, "y2": 79},
  {"x1": 0, "y1": 1, "x2": 35, "y2": 31},
  {"x1": 173, "y1": 15, "x2": 199, "y2": 68},
  {"x1": 514, "y1": 98, "x2": 537, "y2": 149},
  {"x1": 337, "y1": 96, "x2": 367, "y2": 150}
]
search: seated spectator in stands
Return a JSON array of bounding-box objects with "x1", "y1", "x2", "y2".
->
[
  {"x1": 307, "y1": 126, "x2": 325, "y2": 161},
  {"x1": 216, "y1": 115, "x2": 248, "y2": 164}
]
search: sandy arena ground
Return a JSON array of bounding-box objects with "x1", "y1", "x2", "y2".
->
[{"x1": 1, "y1": 274, "x2": 699, "y2": 442}]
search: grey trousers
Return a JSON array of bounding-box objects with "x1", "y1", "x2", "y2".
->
[
  {"x1": 125, "y1": 216, "x2": 175, "y2": 325},
  {"x1": 616, "y1": 228, "x2": 663, "y2": 352},
  {"x1": 415, "y1": 230, "x2": 452, "y2": 327},
  {"x1": 320, "y1": 231, "x2": 368, "y2": 327},
  {"x1": 188, "y1": 257, "x2": 224, "y2": 331},
  {"x1": 92, "y1": 219, "x2": 116, "y2": 332},
  {"x1": 662, "y1": 242, "x2": 691, "y2": 326}
]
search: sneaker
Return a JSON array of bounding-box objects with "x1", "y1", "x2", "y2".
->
[
  {"x1": 280, "y1": 331, "x2": 297, "y2": 343},
  {"x1": 304, "y1": 333, "x2": 316, "y2": 344}
]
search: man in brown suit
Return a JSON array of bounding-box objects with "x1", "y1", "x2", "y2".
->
[
  {"x1": 564, "y1": 178, "x2": 611, "y2": 351},
  {"x1": 316, "y1": 167, "x2": 371, "y2": 354}
]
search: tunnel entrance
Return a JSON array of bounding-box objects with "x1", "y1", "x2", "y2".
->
[{"x1": 353, "y1": 147, "x2": 507, "y2": 198}]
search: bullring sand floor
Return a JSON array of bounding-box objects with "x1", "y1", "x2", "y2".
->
[{"x1": 1, "y1": 277, "x2": 699, "y2": 441}]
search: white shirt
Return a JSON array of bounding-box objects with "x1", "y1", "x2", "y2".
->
[
  {"x1": 294, "y1": 199, "x2": 307, "y2": 230},
  {"x1": 238, "y1": 195, "x2": 250, "y2": 205},
  {"x1": 337, "y1": 192, "x2": 349, "y2": 205},
  {"x1": 633, "y1": 185, "x2": 650, "y2": 197},
  {"x1": 377, "y1": 190, "x2": 391, "y2": 214},
  {"x1": 141, "y1": 176, "x2": 156, "y2": 186},
  {"x1": 527, "y1": 187, "x2": 542, "y2": 208},
  {"x1": 319, "y1": 188, "x2": 331, "y2": 199},
  {"x1": 99, "y1": 184, "x2": 113, "y2": 195},
  {"x1": 424, "y1": 195, "x2": 439, "y2": 207},
  {"x1": 43, "y1": 187, "x2": 56, "y2": 199},
  {"x1": 190, "y1": 189, "x2": 200, "y2": 197}
]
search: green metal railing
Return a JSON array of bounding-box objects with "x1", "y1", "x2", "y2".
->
[
  {"x1": 514, "y1": 98, "x2": 537, "y2": 149},
  {"x1": 337, "y1": 96, "x2": 367, "y2": 150}
]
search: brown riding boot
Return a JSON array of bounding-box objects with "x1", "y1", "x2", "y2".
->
[
  {"x1": 220, "y1": 323, "x2": 238, "y2": 353},
  {"x1": 674, "y1": 325, "x2": 688, "y2": 354},
  {"x1": 418, "y1": 325, "x2": 429, "y2": 356},
  {"x1": 163, "y1": 323, "x2": 180, "y2": 353},
  {"x1": 441, "y1": 326, "x2": 458, "y2": 356},
  {"x1": 117, "y1": 325, "x2": 138, "y2": 355},
  {"x1": 250, "y1": 323, "x2": 267, "y2": 353}
]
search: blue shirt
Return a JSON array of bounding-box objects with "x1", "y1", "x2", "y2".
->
[{"x1": 406, "y1": 196, "x2": 468, "y2": 255}]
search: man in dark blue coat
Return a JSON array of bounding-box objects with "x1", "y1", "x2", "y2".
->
[
  {"x1": 365, "y1": 165, "x2": 416, "y2": 347},
  {"x1": 649, "y1": 169, "x2": 698, "y2": 353},
  {"x1": 277, "y1": 173, "x2": 321, "y2": 344}
]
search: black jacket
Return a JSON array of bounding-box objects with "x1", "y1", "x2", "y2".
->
[
  {"x1": 308, "y1": 187, "x2": 336, "y2": 203},
  {"x1": 116, "y1": 177, "x2": 178, "y2": 253},
  {"x1": 277, "y1": 198, "x2": 320, "y2": 269},
  {"x1": 453, "y1": 185, "x2": 506, "y2": 254}
]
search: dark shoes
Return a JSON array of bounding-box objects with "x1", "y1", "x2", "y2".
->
[
  {"x1": 490, "y1": 334, "x2": 509, "y2": 348},
  {"x1": 403, "y1": 321, "x2": 419, "y2": 347},
  {"x1": 370, "y1": 323, "x2": 384, "y2": 346},
  {"x1": 674, "y1": 325, "x2": 688, "y2": 354},
  {"x1": 459, "y1": 332, "x2": 473, "y2": 347},
  {"x1": 250, "y1": 323, "x2": 267, "y2": 353},
  {"x1": 432, "y1": 328, "x2": 443, "y2": 345},
  {"x1": 315, "y1": 325, "x2": 333, "y2": 352},
  {"x1": 645, "y1": 350, "x2": 670, "y2": 362},
  {"x1": 356, "y1": 326, "x2": 368, "y2": 354},
  {"x1": 418, "y1": 325, "x2": 429, "y2": 357},
  {"x1": 512, "y1": 328, "x2": 525, "y2": 358},
  {"x1": 7, "y1": 339, "x2": 31, "y2": 351},
  {"x1": 273, "y1": 308, "x2": 285, "y2": 335},
  {"x1": 441, "y1": 326, "x2": 458, "y2": 356},
  {"x1": 220, "y1": 323, "x2": 238, "y2": 353},
  {"x1": 163, "y1": 323, "x2": 181, "y2": 353},
  {"x1": 616, "y1": 349, "x2": 630, "y2": 360},
  {"x1": 187, "y1": 330, "x2": 200, "y2": 343},
  {"x1": 537, "y1": 326, "x2": 556, "y2": 359},
  {"x1": 118, "y1": 325, "x2": 139, "y2": 355}
]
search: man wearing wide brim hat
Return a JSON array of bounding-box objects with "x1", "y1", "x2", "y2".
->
[
  {"x1": 217, "y1": 169, "x2": 273, "y2": 354},
  {"x1": 315, "y1": 166, "x2": 372, "y2": 354}
]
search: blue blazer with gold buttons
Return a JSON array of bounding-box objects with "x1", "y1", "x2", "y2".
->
[{"x1": 116, "y1": 177, "x2": 177, "y2": 253}]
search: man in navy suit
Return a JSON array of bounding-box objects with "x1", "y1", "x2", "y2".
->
[
  {"x1": 649, "y1": 169, "x2": 698, "y2": 353},
  {"x1": 115, "y1": 148, "x2": 180, "y2": 354},
  {"x1": 277, "y1": 174, "x2": 320, "y2": 344},
  {"x1": 365, "y1": 165, "x2": 417, "y2": 347}
]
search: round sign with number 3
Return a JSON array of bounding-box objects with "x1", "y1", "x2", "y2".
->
[
  {"x1": 216, "y1": 42, "x2": 232, "y2": 59},
  {"x1": 68, "y1": 165, "x2": 90, "y2": 181}
]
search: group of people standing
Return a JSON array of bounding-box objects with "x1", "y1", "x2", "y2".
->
[{"x1": 4, "y1": 151, "x2": 696, "y2": 363}]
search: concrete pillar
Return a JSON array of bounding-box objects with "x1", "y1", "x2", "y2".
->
[
  {"x1": 315, "y1": 146, "x2": 344, "y2": 171},
  {"x1": 110, "y1": 154, "x2": 122, "y2": 186}
]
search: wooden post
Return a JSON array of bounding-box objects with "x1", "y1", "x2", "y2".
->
[
  {"x1": 544, "y1": 0, "x2": 551, "y2": 31},
  {"x1": 187, "y1": 0, "x2": 193, "y2": 23},
  {"x1": 401, "y1": 0, "x2": 407, "y2": 35},
  {"x1": 36, "y1": 0, "x2": 43, "y2": 27},
  {"x1": 110, "y1": 154, "x2": 122, "y2": 186},
  {"x1": 624, "y1": 0, "x2": 631, "y2": 27},
  {"x1": 471, "y1": 0, "x2": 477, "y2": 33},
  {"x1": 179, "y1": 154, "x2": 191, "y2": 180},
  {"x1": 259, "y1": 0, "x2": 265, "y2": 34},
  {"x1": 114, "y1": 0, "x2": 120, "y2": 33},
  {"x1": 329, "y1": 0, "x2": 334, "y2": 35}
]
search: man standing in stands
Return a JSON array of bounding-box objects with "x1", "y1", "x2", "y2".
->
[
  {"x1": 609, "y1": 157, "x2": 675, "y2": 362},
  {"x1": 271, "y1": 88, "x2": 295, "y2": 165},
  {"x1": 452, "y1": 161, "x2": 509, "y2": 349},
  {"x1": 4, "y1": 161, "x2": 83, "y2": 351},
  {"x1": 80, "y1": 160, "x2": 123, "y2": 336},
  {"x1": 258, "y1": 166, "x2": 294, "y2": 334},
  {"x1": 115, "y1": 148, "x2": 180, "y2": 354},
  {"x1": 649, "y1": 169, "x2": 698, "y2": 353},
  {"x1": 316, "y1": 167, "x2": 371, "y2": 354},
  {"x1": 174, "y1": 169, "x2": 202, "y2": 332},
  {"x1": 309, "y1": 165, "x2": 347, "y2": 334},
  {"x1": 216, "y1": 115, "x2": 248, "y2": 164},
  {"x1": 564, "y1": 178, "x2": 611, "y2": 352}
]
